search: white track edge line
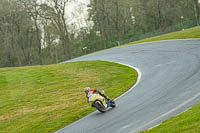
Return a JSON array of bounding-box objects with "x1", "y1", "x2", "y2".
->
[
  {"x1": 131, "y1": 92, "x2": 200, "y2": 133},
  {"x1": 55, "y1": 62, "x2": 142, "y2": 133},
  {"x1": 115, "y1": 62, "x2": 142, "y2": 100},
  {"x1": 56, "y1": 38, "x2": 200, "y2": 132}
]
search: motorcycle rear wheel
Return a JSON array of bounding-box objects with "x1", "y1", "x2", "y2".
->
[{"x1": 95, "y1": 100, "x2": 106, "y2": 113}]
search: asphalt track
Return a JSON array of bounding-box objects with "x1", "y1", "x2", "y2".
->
[{"x1": 56, "y1": 39, "x2": 200, "y2": 133}]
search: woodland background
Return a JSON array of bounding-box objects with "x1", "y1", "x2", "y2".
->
[{"x1": 0, "y1": 0, "x2": 199, "y2": 67}]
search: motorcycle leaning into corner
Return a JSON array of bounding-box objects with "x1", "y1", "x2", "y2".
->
[{"x1": 87, "y1": 91, "x2": 116, "y2": 113}]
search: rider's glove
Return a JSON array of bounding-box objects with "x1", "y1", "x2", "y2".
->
[
  {"x1": 100, "y1": 90, "x2": 105, "y2": 95},
  {"x1": 94, "y1": 89, "x2": 99, "y2": 93}
]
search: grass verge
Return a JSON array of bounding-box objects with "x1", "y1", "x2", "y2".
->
[
  {"x1": 141, "y1": 102, "x2": 200, "y2": 133},
  {"x1": 0, "y1": 60, "x2": 137, "y2": 133},
  {"x1": 125, "y1": 26, "x2": 200, "y2": 46}
]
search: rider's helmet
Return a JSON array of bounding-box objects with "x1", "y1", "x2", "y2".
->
[{"x1": 83, "y1": 87, "x2": 90, "y2": 94}]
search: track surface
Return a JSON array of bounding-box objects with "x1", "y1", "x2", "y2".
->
[{"x1": 56, "y1": 39, "x2": 200, "y2": 133}]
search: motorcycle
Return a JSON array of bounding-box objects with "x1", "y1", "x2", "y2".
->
[{"x1": 88, "y1": 91, "x2": 116, "y2": 113}]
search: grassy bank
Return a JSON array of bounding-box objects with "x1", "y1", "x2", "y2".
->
[
  {"x1": 141, "y1": 102, "x2": 200, "y2": 133},
  {"x1": 0, "y1": 61, "x2": 137, "y2": 133},
  {"x1": 126, "y1": 26, "x2": 200, "y2": 45}
]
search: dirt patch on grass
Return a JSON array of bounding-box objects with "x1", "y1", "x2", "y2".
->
[
  {"x1": 0, "y1": 103, "x2": 71, "y2": 121},
  {"x1": 0, "y1": 108, "x2": 34, "y2": 121}
]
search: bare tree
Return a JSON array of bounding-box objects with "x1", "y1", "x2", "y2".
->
[
  {"x1": 42, "y1": 0, "x2": 73, "y2": 59},
  {"x1": 18, "y1": 0, "x2": 43, "y2": 65},
  {"x1": 193, "y1": 0, "x2": 200, "y2": 25}
]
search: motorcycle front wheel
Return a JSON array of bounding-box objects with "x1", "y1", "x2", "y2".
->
[{"x1": 110, "y1": 100, "x2": 116, "y2": 108}]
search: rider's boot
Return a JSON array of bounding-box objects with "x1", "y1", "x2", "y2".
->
[{"x1": 106, "y1": 96, "x2": 112, "y2": 103}]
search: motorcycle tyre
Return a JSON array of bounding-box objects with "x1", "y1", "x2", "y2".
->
[
  {"x1": 95, "y1": 100, "x2": 106, "y2": 113},
  {"x1": 110, "y1": 100, "x2": 116, "y2": 108}
]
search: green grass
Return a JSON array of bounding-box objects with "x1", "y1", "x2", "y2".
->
[
  {"x1": 125, "y1": 26, "x2": 200, "y2": 46},
  {"x1": 141, "y1": 102, "x2": 200, "y2": 133},
  {"x1": 0, "y1": 60, "x2": 137, "y2": 133}
]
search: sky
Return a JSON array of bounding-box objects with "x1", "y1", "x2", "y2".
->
[
  {"x1": 38, "y1": 0, "x2": 90, "y2": 27},
  {"x1": 38, "y1": 0, "x2": 90, "y2": 47},
  {"x1": 38, "y1": 0, "x2": 90, "y2": 33},
  {"x1": 66, "y1": 0, "x2": 90, "y2": 27}
]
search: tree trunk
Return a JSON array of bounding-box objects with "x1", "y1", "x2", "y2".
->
[{"x1": 193, "y1": 0, "x2": 200, "y2": 25}]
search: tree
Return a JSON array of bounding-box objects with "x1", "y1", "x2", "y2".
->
[
  {"x1": 18, "y1": 0, "x2": 43, "y2": 65},
  {"x1": 193, "y1": 0, "x2": 200, "y2": 25},
  {"x1": 40, "y1": 0, "x2": 73, "y2": 59}
]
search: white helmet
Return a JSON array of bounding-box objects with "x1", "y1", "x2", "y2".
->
[{"x1": 83, "y1": 87, "x2": 90, "y2": 94}]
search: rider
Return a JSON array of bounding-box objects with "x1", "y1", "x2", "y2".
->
[{"x1": 84, "y1": 87, "x2": 111, "y2": 103}]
